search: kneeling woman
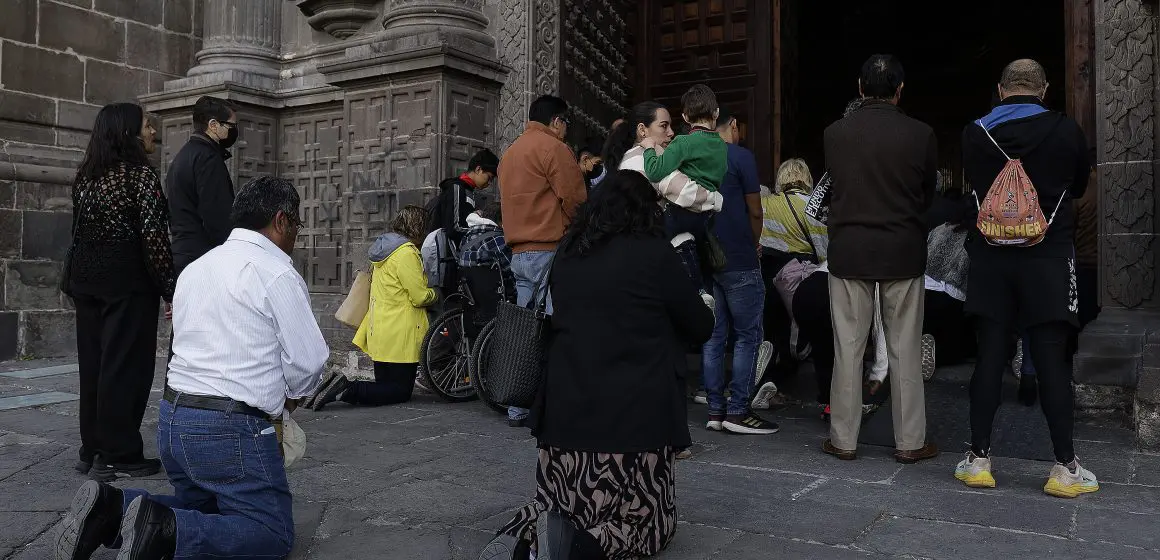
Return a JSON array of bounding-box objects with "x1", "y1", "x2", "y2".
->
[
  {"x1": 314, "y1": 206, "x2": 436, "y2": 409},
  {"x1": 480, "y1": 170, "x2": 714, "y2": 560}
]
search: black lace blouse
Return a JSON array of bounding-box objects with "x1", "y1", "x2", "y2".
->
[{"x1": 69, "y1": 164, "x2": 176, "y2": 301}]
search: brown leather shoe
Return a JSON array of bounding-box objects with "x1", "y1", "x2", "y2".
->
[
  {"x1": 822, "y1": 439, "x2": 857, "y2": 460},
  {"x1": 894, "y1": 442, "x2": 939, "y2": 464}
]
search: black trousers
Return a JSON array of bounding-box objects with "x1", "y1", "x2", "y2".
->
[
  {"x1": 342, "y1": 362, "x2": 417, "y2": 406},
  {"x1": 74, "y1": 292, "x2": 160, "y2": 464},
  {"x1": 972, "y1": 318, "x2": 1075, "y2": 463},
  {"x1": 792, "y1": 272, "x2": 832, "y2": 404},
  {"x1": 922, "y1": 291, "x2": 976, "y2": 366}
]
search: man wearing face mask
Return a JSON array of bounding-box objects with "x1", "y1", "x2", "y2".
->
[
  {"x1": 166, "y1": 96, "x2": 240, "y2": 275},
  {"x1": 577, "y1": 138, "x2": 606, "y2": 189},
  {"x1": 57, "y1": 176, "x2": 329, "y2": 560}
]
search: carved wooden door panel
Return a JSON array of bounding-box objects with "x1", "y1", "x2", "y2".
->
[
  {"x1": 635, "y1": 0, "x2": 775, "y2": 181},
  {"x1": 559, "y1": 0, "x2": 634, "y2": 146}
]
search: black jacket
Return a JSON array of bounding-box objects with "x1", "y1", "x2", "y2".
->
[
  {"x1": 962, "y1": 96, "x2": 1090, "y2": 258},
  {"x1": 165, "y1": 134, "x2": 234, "y2": 273},
  {"x1": 427, "y1": 176, "x2": 477, "y2": 244},
  {"x1": 530, "y1": 235, "x2": 714, "y2": 453},
  {"x1": 824, "y1": 100, "x2": 938, "y2": 280}
]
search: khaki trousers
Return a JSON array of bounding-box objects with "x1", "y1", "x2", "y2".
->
[{"x1": 828, "y1": 276, "x2": 927, "y2": 451}]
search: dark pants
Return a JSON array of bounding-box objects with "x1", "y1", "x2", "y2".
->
[
  {"x1": 666, "y1": 205, "x2": 712, "y2": 294},
  {"x1": 760, "y1": 253, "x2": 801, "y2": 390},
  {"x1": 74, "y1": 292, "x2": 160, "y2": 464},
  {"x1": 922, "y1": 291, "x2": 975, "y2": 366},
  {"x1": 792, "y1": 272, "x2": 832, "y2": 404},
  {"x1": 342, "y1": 362, "x2": 417, "y2": 406},
  {"x1": 972, "y1": 319, "x2": 1075, "y2": 463},
  {"x1": 120, "y1": 400, "x2": 293, "y2": 558}
]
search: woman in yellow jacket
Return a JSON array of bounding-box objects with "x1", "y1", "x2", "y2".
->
[{"x1": 314, "y1": 206, "x2": 437, "y2": 410}]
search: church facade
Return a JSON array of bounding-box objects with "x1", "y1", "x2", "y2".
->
[{"x1": 0, "y1": 0, "x2": 1157, "y2": 445}]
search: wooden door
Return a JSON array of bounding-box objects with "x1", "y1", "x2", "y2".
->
[{"x1": 634, "y1": 0, "x2": 775, "y2": 182}]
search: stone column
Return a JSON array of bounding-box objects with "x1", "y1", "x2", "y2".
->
[
  {"x1": 187, "y1": 0, "x2": 282, "y2": 80},
  {"x1": 381, "y1": 0, "x2": 496, "y2": 53}
]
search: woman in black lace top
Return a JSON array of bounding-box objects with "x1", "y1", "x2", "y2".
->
[{"x1": 66, "y1": 102, "x2": 175, "y2": 480}]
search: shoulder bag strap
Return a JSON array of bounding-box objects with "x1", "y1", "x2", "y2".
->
[{"x1": 783, "y1": 192, "x2": 820, "y2": 263}]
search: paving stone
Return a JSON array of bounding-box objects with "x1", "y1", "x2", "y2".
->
[
  {"x1": 0, "y1": 407, "x2": 79, "y2": 443},
  {"x1": 0, "y1": 439, "x2": 68, "y2": 480},
  {"x1": 0, "y1": 511, "x2": 60, "y2": 548},
  {"x1": 855, "y1": 515, "x2": 1160, "y2": 560},
  {"x1": 652, "y1": 522, "x2": 744, "y2": 559},
  {"x1": 0, "y1": 392, "x2": 79, "y2": 411},
  {"x1": 1075, "y1": 508, "x2": 1160, "y2": 551},
  {"x1": 800, "y1": 478, "x2": 1077, "y2": 536},
  {"x1": 0, "y1": 363, "x2": 79, "y2": 380},
  {"x1": 307, "y1": 523, "x2": 489, "y2": 560},
  {"x1": 711, "y1": 533, "x2": 883, "y2": 560},
  {"x1": 0, "y1": 449, "x2": 85, "y2": 511},
  {"x1": 347, "y1": 479, "x2": 526, "y2": 527},
  {"x1": 287, "y1": 499, "x2": 327, "y2": 559}
]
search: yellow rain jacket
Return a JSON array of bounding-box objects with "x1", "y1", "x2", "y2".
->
[{"x1": 353, "y1": 232, "x2": 437, "y2": 363}]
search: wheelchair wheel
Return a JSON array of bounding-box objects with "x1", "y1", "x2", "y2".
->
[
  {"x1": 420, "y1": 308, "x2": 478, "y2": 402},
  {"x1": 470, "y1": 320, "x2": 508, "y2": 415}
]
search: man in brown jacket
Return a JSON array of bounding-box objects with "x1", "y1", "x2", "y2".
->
[
  {"x1": 822, "y1": 54, "x2": 939, "y2": 464},
  {"x1": 497, "y1": 94, "x2": 587, "y2": 426}
]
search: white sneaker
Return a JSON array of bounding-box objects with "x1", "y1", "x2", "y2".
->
[
  {"x1": 750, "y1": 382, "x2": 778, "y2": 410},
  {"x1": 755, "y1": 341, "x2": 774, "y2": 390},
  {"x1": 921, "y1": 334, "x2": 937, "y2": 381},
  {"x1": 692, "y1": 390, "x2": 708, "y2": 405},
  {"x1": 701, "y1": 292, "x2": 715, "y2": 312},
  {"x1": 706, "y1": 415, "x2": 724, "y2": 431},
  {"x1": 954, "y1": 451, "x2": 995, "y2": 488},
  {"x1": 1044, "y1": 458, "x2": 1099, "y2": 498}
]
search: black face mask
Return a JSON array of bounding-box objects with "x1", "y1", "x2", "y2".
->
[
  {"x1": 585, "y1": 164, "x2": 604, "y2": 182},
  {"x1": 218, "y1": 125, "x2": 239, "y2": 149}
]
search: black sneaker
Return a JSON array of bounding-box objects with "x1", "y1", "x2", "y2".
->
[
  {"x1": 116, "y1": 496, "x2": 176, "y2": 560},
  {"x1": 90, "y1": 459, "x2": 161, "y2": 483},
  {"x1": 55, "y1": 480, "x2": 123, "y2": 560},
  {"x1": 722, "y1": 412, "x2": 779, "y2": 435},
  {"x1": 311, "y1": 376, "x2": 352, "y2": 411},
  {"x1": 75, "y1": 458, "x2": 94, "y2": 475}
]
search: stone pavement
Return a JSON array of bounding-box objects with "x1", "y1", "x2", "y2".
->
[{"x1": 2, "y1": 358, "x2": 1160, "y2": 560}]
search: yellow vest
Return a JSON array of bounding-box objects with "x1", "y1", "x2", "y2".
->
[{"x1": 352, "y1": 242, "x2": 437, "y2": 363}]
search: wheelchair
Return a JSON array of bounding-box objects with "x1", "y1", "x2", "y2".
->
[{"x1": 419, "y1": 262, "x2": 512, "y2": 413}]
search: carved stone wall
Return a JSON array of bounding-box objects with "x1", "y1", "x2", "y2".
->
[
  {"x1": 496, "y1": 0, "x2": 560, "y2": 150},
  {"x1": 559, "y1": 0, "x2": 630, "y2": 145},
  {"x1": 1095, "y1": 0, "x2": 1159, "y2": 309}
]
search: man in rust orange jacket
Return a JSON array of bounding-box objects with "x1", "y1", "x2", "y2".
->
[{"x1": 497, "y1": 94, "x2": 587, "y2": 426}]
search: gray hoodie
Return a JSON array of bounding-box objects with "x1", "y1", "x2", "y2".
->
[{"x1": 368, "y1": 232, "x2": 409, "y2": 263}]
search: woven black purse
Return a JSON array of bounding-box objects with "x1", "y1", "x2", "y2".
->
[
  {"x1": 482, "y1": 272, "x2": 553, "y2": 408},
  {"x1": 59, "y1": 186, "x2": 87, "y2": 298}
]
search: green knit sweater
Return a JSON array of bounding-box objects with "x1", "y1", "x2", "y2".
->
[{"x1": 642, "y1": 130, "x2": 728, "y2": 192}]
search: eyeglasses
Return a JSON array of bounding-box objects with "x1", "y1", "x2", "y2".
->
[{"x1": 213, "y1": 120, "x2": 237, "y2": 130}]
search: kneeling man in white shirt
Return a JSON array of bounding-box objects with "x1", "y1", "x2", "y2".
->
[{"x1": 57, "y1": 176, "x2": 329, "y2": 560}]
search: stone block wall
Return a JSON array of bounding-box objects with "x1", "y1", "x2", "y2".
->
[{"x1": 0, "y1": 0, "x2": 201, "y2": 359}]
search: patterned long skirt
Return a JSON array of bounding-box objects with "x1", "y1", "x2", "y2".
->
[{"x1": 496, "y1": 446, "x2": 677, "y2": 559}]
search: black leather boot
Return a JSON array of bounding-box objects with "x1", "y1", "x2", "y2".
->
[
  {"x1": 535, "y1": 511, "x2": 606, "y2": 560},
  {"x1": 55, "y1": 480, "x2": 124, "y2": 560},
  {"x1": 116, "y1": 496, "x2": 176, "y2": 560}
]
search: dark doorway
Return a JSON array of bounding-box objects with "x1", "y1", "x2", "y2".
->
[{"x1": 785, "y1": 0, "x2": 1067, "y2": 190}]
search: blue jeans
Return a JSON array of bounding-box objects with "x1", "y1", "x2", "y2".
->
[
  {"x1": 701, "y1": 269, "x2": 765, "y2": 416},
  {"x1": 508, "y1": 250, "x2": 555, "y2": 421},
  {"x1": 120, "y1": 400, "x2": 293, "y2": 559}
]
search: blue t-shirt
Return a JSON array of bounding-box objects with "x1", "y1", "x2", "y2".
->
[{"x1": 713, "y1": 144, "x2": 761, "y2": 272}]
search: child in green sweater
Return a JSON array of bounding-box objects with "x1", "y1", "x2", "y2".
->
[{"x1": 640, "y1": 84, "x2": 728, "y2": 307}]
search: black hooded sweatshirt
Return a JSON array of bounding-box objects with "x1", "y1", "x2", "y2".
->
[{"x1": 961, "y1": 95, "x2": 1091, "y2": 259}]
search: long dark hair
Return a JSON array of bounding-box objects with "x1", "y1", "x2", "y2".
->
[
  {"x1": 602, "y1": 101, "x2": 667, "y2": 171},
  {"x1": 559, "y1": 169, "x2": 664, "y2": 257},
  {"x1": 75, "y1": 103, "x2": 151, "y2": 183}
]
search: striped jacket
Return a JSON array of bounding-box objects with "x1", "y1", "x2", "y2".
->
[{"x1": 619, "y1": 145, "x2": 723, "y2": 212}]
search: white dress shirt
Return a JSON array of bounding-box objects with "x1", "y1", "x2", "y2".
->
[{"x1": 167, "y1": 228, "x2": 329, "y2": 416}]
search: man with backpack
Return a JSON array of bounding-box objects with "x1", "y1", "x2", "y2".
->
[{"x1": 957, "y1": 59, "x2": 1095, "y2": 498}]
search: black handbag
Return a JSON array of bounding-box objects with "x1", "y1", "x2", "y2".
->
[
  {"x1": 59, "y1": 186, "x2": 86, "y2": 297},
  {"x1": 483, "y1": 261, "x2": 554, "y2": 408}
]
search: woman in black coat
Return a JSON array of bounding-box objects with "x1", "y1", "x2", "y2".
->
[{"x1": 482, "y1": 170, "x2": 714, "y2": 560}]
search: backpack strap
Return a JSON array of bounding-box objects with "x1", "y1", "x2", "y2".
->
[{"x1": 977, "y1": 122, "x2": 1013, "y2": 161}]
